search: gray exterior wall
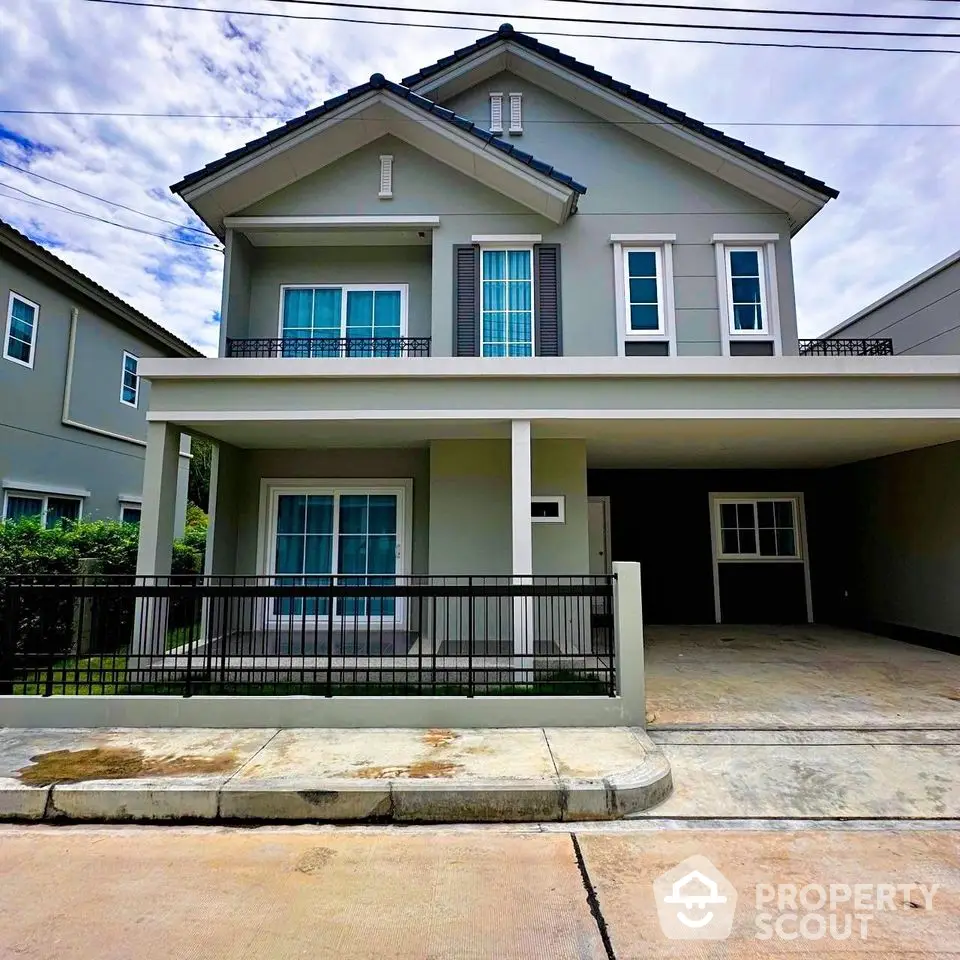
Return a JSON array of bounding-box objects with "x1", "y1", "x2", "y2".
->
[
  {"x1": 0, "y1": 247, "x2": 189, "y2": 524},
  {"x1": 830, "y1": 441, "x2": 960, "y2": 638},
  {"x1": 224, "y1": 71, "x2": 799, "y2": 358},
  {"x1": 827, "y1": 257, "x2": 960, "y2": 356}
]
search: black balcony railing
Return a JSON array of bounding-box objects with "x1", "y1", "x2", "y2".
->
[
  {"x1": 0, "y1": 574, "x2": 615, "y2": 698},
  {"x1": 225, "y1": 337, "x2": 432, "y2": 358},
  {"x1": 798, "y1": 338, "x2": 894, "y2": 357}
]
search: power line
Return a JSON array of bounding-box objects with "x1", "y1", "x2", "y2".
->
[
  {"x1": 0, "y1": 158, "x2": 217, "y2": 237},
  {"x1": 0, "y1": 182, "x2": 223, "y2": 250},
  {"x1": 2, "y1": 108, "x2": 960, "y2": 127},
  {"x1": 537, "y1": 0, "x2": 960, "y2": 22},
  {"x1": 80, "y1": 0, "x2": 960, "y2": 39},
  {"x1": 71, "y1": 0, "x2": 960, "y2": 53}
]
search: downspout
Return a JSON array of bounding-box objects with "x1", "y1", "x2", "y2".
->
[{"x1": 62, "y1": 306, "x2": 147, "y2": 448}]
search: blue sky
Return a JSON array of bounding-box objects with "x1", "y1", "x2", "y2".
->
[{"x1": 2, "y1": 0, "x2": 959, "y2": 354}]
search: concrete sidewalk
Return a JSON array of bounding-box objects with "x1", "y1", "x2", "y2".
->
[{"x1": 0, "y1": 726, "x2": 672, "y2": 823}]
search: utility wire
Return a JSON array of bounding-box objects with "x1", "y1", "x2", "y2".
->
[
  {"x1": 71, "y1": 0, "x2": 960, "y2": 53},
  {"x1": 0, "y1": 158, "x2": 217, "y2": 237},
  {"x1": 2, "y1": 109, "x2": 960, "y2": 126},
  {"x1": 0, "y1": 182, "x2": 223, "y2": 250},
  {"x1": 536, "y1": 0, "x2": 960, "y2": 22},
  {"x1": 79, "y1": 0, "x2": 960, "y2": 39}
]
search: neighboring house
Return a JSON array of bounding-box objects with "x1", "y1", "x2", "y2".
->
[
  {"x1": 136, "y1": 25, "x2": 960, "y2": 646},
  {"x1": 821, "y1": 247, "x2": 960, "y2": 355},
  {"x1": 0, "y1": 218, "x2": 200, "y2": 532}
]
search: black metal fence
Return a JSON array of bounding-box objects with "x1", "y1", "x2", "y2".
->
[
  {"x1": 225, "y1": 337, "x2": 432, "y2": 358},
  {"x1": 798, "y1": 338, "x2": 894, "y2": 356},
  {"x1": 0, "y1": 575, "x2": 615, "y2": 698}
]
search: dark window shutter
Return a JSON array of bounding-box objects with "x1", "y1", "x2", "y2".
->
[
  {"x1": 453, "y1": 244, "x2": 480, "y2": 357},
  {"x1": 534, "y1": 243, "x2": 562, "y2": 356}
]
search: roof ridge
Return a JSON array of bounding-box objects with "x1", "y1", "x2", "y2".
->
[
  {"x1": 401, "y1": 22, "x2": 837, "y2": 200},
  {"x1": 0, "y1": 218, "x2": 203, "y2": 358}
]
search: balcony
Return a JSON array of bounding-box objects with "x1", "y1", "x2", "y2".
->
[
  {"x1": 798, "y1": 338, "x2": 894, "y2": 357},
  {"x1": 225, "y1": 337, "x2": 432, "y2": 359}
]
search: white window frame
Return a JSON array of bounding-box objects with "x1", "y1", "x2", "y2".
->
[
  {"x1": 2, "y1": 490, "x2": 84, "y2": 527},
  {"x1": 257, "y1": 478, "x2": 413, "y2": 626},
  {"x1": 4, "y1": 291, "x2": 40, "y2": 369},
  {"x1": 120, "y1": 351, "x2": 140, "y2": 408},
  {"x1": 119, "y1": 498, "x2": 143, "y2": 524},
  {"x1": 478, "y1": 244, "x2": 535, "y2": 358},
  {"x1": 277, "y1": 284, "x2": 408, "y2": 340},
  {"x1": 713, "y1": 235, "x2": 781, "y2": 355},
  {"x1": 707, "y1": 491, "x2": 812, "y2": 624},
  {"x1": 611, "y1": 236, "x2": 676, "y2": 355},
  {"x1": 531, "y1": 495, "x2": 565, "y2": 524}
]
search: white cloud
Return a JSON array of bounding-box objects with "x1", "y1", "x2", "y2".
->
[{"x1": 1, "y1": 0, "x2": 959, "y2": 350}]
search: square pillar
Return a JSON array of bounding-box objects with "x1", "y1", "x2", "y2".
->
[
  {"x1": 613, "y1": 561, "x2": 646, "y2": 726},
  {"x1": 511, "y1": 420, "x2": 533, "y2": 666},
  {"x1": 132, "y1": 421, "x2": 182, "y2": 662}
]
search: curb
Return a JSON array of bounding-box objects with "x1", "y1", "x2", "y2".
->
[{"x1": 1, "y1": 742, "x2": 673, "y2": 824}]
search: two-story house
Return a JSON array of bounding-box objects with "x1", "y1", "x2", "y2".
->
[
  {"x1": 0, "y1": 219, "x2": 198, "y2": 531},
  {"x1": 138, "y1": 25, "x2": 960, "y2": 652}
]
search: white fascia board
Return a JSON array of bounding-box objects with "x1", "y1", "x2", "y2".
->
[
  {"x1": 138, "y1": 355, "x2": 960, "y2": 381},
  {"x1": 224, "y1": 216, "x2": 441, "y2": 231},
  {"x1": 2, "y1": 480, "x2": 92, "y2": 498}
]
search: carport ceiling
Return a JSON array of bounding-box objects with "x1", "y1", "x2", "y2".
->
[{"x1": 181, "y1": 416, "x2": 960, "y2": 469}]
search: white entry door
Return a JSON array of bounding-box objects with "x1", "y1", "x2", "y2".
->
[{"x1": 587, "y1": 496, "x2": 611, "y2": 575}]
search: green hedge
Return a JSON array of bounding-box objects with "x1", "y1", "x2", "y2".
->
[{"x1": 0, "y1": 511, "x2": 209, "y2": 577}]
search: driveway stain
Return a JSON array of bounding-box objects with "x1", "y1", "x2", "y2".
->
[
  {"x1": 351, "y1": 760, "x2": 462, "y2": 779},
  {"x1": 295, "y1": 847, "x2": 336, "y2": 875},
  {"x1": 422, "y1": 729, "x2": 458, "y2": 748},
  {"x1": 17, "y1": 747, "x2": 238, "y2": 786}
]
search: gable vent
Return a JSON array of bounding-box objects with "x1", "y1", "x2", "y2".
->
[
  {"x1": 489, "y1": 92, "x2": 503, "y2": 134},
  {"x1": 378, "y1": 154, "x2": 394, "y2": 199},
  {"x1": 508, "y1": 92, "x2": 523, "y2": 134}
]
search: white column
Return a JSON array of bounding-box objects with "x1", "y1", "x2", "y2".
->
[
  {"x1": 613, "y1": 561, "x2": 646, "y2": 726},
  {"x1": 511, "y1": 420, "x2": 534, "y2": 669},
  {"x1": 132, "y1": 421, "x2": 182, "y2": 661}
]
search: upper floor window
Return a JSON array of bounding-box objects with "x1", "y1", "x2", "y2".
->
[
  {"x1": 3, "y1": 491, "x2": 82, "y2": 528},
  {"x1": 480, "y1": 248, "x2": 533, "y2": 357},
  {"x1": 623, "y1": 248, "x2": 664, "y2": 335},
  {"x1": 4, "y1": 292, "x2": 39, "y2": 368},
  {"x1": 726, "y1": 247, "x2": 767, "y2": 334},
  {"x1": 121, "y1": 352, "x2": 140, "y2": 407},
  {"x1": 280, "y1": 285, "x2": 405, "y2": 356},
  {"x1": 612, "y1": 236, "x2": 676, "y2": 354}
]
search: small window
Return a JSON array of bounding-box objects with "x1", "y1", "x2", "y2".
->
[
  {"x1": 121, "y1": 352, "x2": 139, "y2": 407},
  {"x1": 120, "y1": 503, "x2": 142, "y2": 525},
  {"x1": 717, "y1": 498, "x2": 797, "y2": 559},
  {"x1": 4, "y1": 292, "x2": 39, "y2": 368},
  {"x1": 508, "y1": 92, "x2": 523, "y2": 134},
  {"x1": 532, "y1": 496, "x2": 565, "y2": 523},
  {"x1": 489, "y1": 92, "x2": 504, "y2": 134},
  {"x1": 623, "y1": 248, "x2": 664, "y2": 336},
  {"x1": 480, "y1": 248, "x2": 534, "y2": 357},
  {"x1": 725, "y1": 247, "x2": 767, "y2": 334},
  {"x1": 3, "y1": 492, "x2": 82, "y2": 528}
]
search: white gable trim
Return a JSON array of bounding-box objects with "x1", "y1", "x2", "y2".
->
[
  {"x1": 412, "y1": 43, "x2": 831, "y2": 232},
  {"x1": 180, "y1": 90, "x2": 579, "y2": 234}
]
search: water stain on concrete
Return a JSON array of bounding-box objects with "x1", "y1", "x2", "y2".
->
[
  {"x1": 351, "y1": 760, "x2": 462, "y2": 780},
  {"x1": 17, "y1": 747, "x2": 238, "y2": 786},
  {"x1": 295, "y1": 847, "x2": 336, "y2": 875},
  {"x1": 422, "y1": 729, "x2": 458, "y2": 748}
]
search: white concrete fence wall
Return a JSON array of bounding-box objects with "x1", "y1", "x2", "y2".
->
[{"x1": 0, "y1": 562, "x2": 646, "y2": 729}]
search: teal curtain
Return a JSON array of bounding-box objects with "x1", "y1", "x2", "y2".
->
[
  {"x1": 482, "y1": 250, "x2": 532, "y2": 357},
  {"x1": 274, "y1": 494, "x2": 334, "y2": 615},
  {"x1": 729, "y1": 250, "x2": 763, "y2": 331}
]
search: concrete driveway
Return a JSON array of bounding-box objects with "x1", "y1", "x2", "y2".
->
[{"x1": 644, "y1": 624, "x2": 960, "y2": 728}]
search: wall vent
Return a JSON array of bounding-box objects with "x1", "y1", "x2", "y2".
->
[
  {"x1": 489, "y1": 92, "x2": 504, "y2": 134},
  {"x1": 378, "y1": 154, "x2": 394, "y2": 199},
  {"x1": 508, "y1": 92, "x2": 523, "y2": 134}
]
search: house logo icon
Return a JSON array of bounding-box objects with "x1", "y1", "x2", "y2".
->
[{"x1": 653, "y1": 855, "x2": 738, "y2": 940}]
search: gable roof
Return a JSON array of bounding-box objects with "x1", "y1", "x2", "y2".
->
[
  {"x1": 404, "y1": 23, "x2": 837, "y2": 201},
  {"x1": 171, "y1": 74, "x2": 586, "y2": 198},
  {"x1": 0, "y1": 219, "x2": 202, "y2": 358}
]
